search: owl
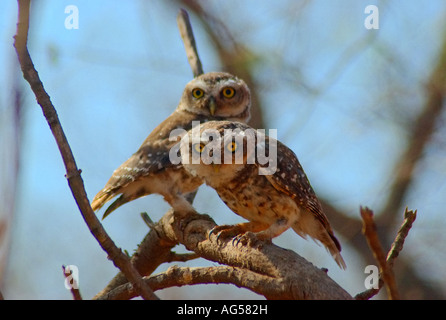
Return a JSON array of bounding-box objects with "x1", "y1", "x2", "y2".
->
[
  {"x1": 180, "y1": 120, "x2": 346, "y2": 269},
  {"x1": 91, "y1": 72, "x2": 251, "y2": 219}
]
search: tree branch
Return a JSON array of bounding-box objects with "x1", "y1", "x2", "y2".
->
[
  {"x1": 99, "y1": 210, "x2": 353, "y2": 300},
  {"x1": 177, "y1": 8, "x2": 204, "y2": 77},
  {"x1": 99, "y1": 265, "x2": 279, "y2": 300},
  {"x1": 355, "y1": 208, "x2": 417, "y2": 300},
  {"x1": 62, "y1": 265, "x2": 82, "y2": 300},
  {"x1": 14, "y1": 0, "x2": 157, "y2": 300},
  {"x1": 386, "y1": 208, "x2": 417, "y2": 269},
  {"x1": 360, "y1": 207, "x2": 399, "y2": 300}
]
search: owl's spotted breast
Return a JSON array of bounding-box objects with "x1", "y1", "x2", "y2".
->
[{"x1": 217, "y1": 166, "x2": 300, "y2": 226}]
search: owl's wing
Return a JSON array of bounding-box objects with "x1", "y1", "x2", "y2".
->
[
  {"x1": 91, "y1": 110, "x2": 191, "y2": 216},
  {"x1": 91, "y1": 109, "x2": 228, "y2": 218},
  {"x1": 259, "y1": 139, "x2": 346, "y2": 269},
  {"x1": 90, "y1": 139, "x2": 179, "y2": 215},
  {"x1": 259, "y1": 139, "x2": 340, "y2": 247}
]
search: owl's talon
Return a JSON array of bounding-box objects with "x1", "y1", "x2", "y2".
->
[
  {"x1": 232, "y1": 231, "x2": 259, "y2": 247},
  {"x1": 208, "y1": 227, "x2": 224, "y2": 243},
  {"x1": 209, "y1": 225, "x2": 242, "y2": 244},
  {"x1": 231, "y1": 236, "x2": 240, "y2": 246},
  {"x1": 207, "y1": 228, "x2": 216, "y2": 240}
]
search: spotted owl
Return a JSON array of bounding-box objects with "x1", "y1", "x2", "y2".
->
[
  {"x1": 91, "y1": 72, "x2": 251, "y2": 219},
  {"x1": 179, "y1": 120, "x2": 346, "y2": 269}
]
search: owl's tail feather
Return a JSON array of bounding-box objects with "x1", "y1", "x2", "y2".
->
[
  {"x1": 292, "y1": 225, "x2": 346, "y2": 270},
  {"x1": 326, "y1": 233, "x2": 347, "y2": 270},
  {"x1": 326, "y1": 241, "x2": 347, "y2": 270},
  {"x1": 101, "y1": 195, "x2": 128, "y2": 220},
  {"x1": 91, "y1": 190, "x2": 113, "y2": 212},
  {"x1": 91, "y1": 189, "x2": 125, "y2": 220}
]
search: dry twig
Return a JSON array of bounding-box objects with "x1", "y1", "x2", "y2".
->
[
  {"x1": 177, "y1": 8, "x2": 204, "y2": 77},
  {"x1": 356, "y1": 208, "x2": 417, "y2": 300},
  {"x1": 62, "y1": 265, "x2": 82, "y2": 300},
  {"x1": 360, "y1": 207, "x2": 399, "y2": 299}
]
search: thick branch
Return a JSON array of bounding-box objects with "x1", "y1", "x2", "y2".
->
[
  {"x1": 101, "y1": 210, "x2": 352, "y2": 300},
  {"x1": 14, "y1": 0, "x2": 157, "y2": 300}
]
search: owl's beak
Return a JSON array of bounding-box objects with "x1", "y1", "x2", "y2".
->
[
  {"x1": 209, "y1": 97, "x2": 217, "y2": 116},
  {"x1": 212, "y1": 163, "x2": 220, "y2": 173}
]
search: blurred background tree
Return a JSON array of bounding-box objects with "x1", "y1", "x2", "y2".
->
[{"x1": 0, "y1": 0, "x2": 445, "y2": 299}]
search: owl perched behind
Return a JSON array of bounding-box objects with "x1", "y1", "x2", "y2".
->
[
  {"x1": 91, "y1": 72, "x2": 251, "y2": 219},
  {"x1": 180, "y1": 121, "x2": 346, "y2": 269}
]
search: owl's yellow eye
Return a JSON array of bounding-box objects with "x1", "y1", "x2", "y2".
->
[
  {"x1": 192, "y1": 88, "x2": 204, "y2": 99},
  {"x1": 222, "y1": 87, "x2": 235, "y2": 98},
  {"x1": 193, "y1": 143, "x2": 206, "y2": 153},
  {"x1": 226, "y1": 141, "x2": 238, "y2": 153}
]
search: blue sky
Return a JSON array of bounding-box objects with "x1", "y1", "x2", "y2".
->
[{"x1": 1, "y1": 0, "x2": 446, "y2": 299}]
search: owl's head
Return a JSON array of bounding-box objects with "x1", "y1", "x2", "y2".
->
[
  {"x1": 180, "y1": 121, "x2": 259, "y2": 187},
  {"x1": 178, "y1": 72, "x2": 251, "y2": 123}
]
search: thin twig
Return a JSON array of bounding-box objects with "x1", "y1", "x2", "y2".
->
[
  {"x1": 13, "y1": 0, "x2": 157, "y2": 300},
  {"x1": 356, "y1": 208, "x2": 416, "y2": 300},
  {"x1": 165, "y1": 251, "x2": 200, "y2": 263},
  {"x1": 177, "y1": 8, "x2": 204, "y2": 77},
  {"x1": 386, "y1": 208, "x2": 417, "y2": 269},
  {"x1": 356, "y1": 208, "x2": 417, "y2": 300},
  {"x1": 360, "y1": 207, "x2": 399, "y2": 300},
  {"x1": 62, "y1": 265, "x2": 82, "y2": 300}
]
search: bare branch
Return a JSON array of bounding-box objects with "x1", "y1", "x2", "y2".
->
[
  {"x1": 62, "y1": 265, "x2": 82, "y2": 300},
  {"x1": 165, "y1": 252, "x2": 200, "y2": 263},
  {"x1": 386, "y1": 208, "x2": 417, "y2": 269},
  {"x1": 100, "y1": 210, "x2": 352, "y2": 300},
  {"x1": 360, "y1": 207, "x2": 399, "y2": 300},
  {"x1": 177, "y1": 9, "x2": 204, "y2": 77},
  {"x1": 99, "y1": 265, "x2": 278, "y2": 300},
  {"x1": 356, "y1": 208, "x2": 416, "y2": 300},
  {"x1": 13, "y1": 0, "x2": 157, "y2": 301}
]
